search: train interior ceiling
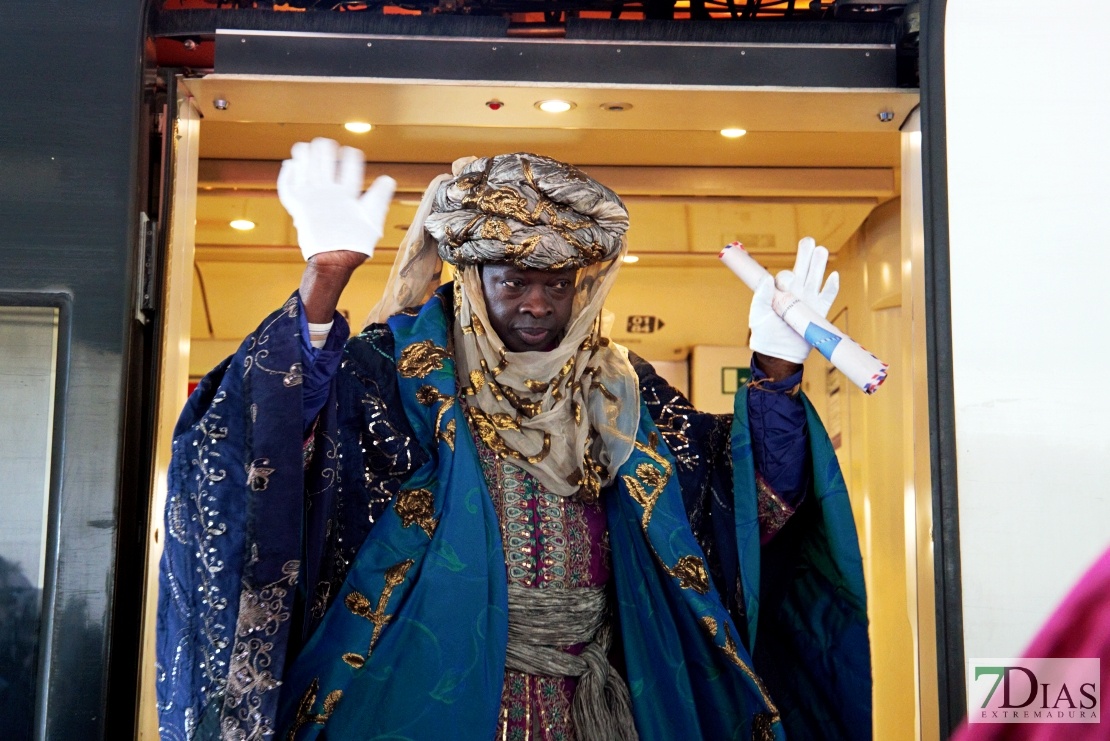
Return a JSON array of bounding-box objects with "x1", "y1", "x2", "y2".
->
[{"x1": 187, "y1": 79, "x2": 916, "y2": 398}]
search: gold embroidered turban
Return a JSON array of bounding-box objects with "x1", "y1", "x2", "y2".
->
[{"x1": 424, "y1": 153, "x2": 630, "y2": 270}]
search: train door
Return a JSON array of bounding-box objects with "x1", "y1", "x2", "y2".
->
[{"x1": 136, "y1": 14, "x2": 945, "y2": 740}]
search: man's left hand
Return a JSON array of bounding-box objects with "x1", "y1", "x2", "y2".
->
[{"x1": 748, "y1": 236, "x2": 839, "y2": 364}]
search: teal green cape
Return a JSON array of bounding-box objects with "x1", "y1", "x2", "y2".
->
[{"x1": 276, "y1": 292, "x2": 870, "y2": 740}]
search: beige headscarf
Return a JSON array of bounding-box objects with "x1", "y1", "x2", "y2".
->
[{"x1": 368, "y1": 153, "x2": 639, "y2": 502}]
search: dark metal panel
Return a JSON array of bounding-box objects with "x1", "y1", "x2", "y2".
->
[
  {"x1": 919, "y1": 0, "x2": 967, "y2": 735},
  {"x1": 0, "y1": 2, "x2": 148, "y2": 738},
  {"x1": 215, "y1": 30, "x2": 898, "y2": 88}
]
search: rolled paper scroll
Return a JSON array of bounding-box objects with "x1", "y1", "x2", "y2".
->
[{"x1": 719, "y1": 241, "x2": 889, "y2": 395}]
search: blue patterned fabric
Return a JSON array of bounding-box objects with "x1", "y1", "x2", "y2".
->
[
  {"x1": 157, "y1": 288, "x2": 871, "y2": 741},
  {"x1": 157, "y1": 296, "x2": 309, "y2": 741}
]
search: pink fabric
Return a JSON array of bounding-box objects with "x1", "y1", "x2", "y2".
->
[{"x1": 951, "y1": 545, "x2": 1110, "y2": 740}]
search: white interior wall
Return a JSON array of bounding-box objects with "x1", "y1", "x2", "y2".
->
[{"x1": 946, "y1": 2, "x2": 1110, "y2": 661}]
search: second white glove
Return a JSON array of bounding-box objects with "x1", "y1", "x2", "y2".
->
[
  {"x1": 277, "y1": 137, "x2": 397, "y2": 260},
  {"x1": 748, "y1": 237, "x2": 839, "y2": 364}
]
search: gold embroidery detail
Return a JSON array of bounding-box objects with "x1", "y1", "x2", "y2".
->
[
  {"x1": 670, "y1": 555, "x2": 710, "y2": 594},
  {"x1": 442, "y1": 418, "x2": 456, "y2": 450},
  {"x1": 285, "y1": 678, "x2": 343, "y2": 741},
  {"x1": 621, "y1": 441, "x2": 672, "y2": 529},
  {"x1": 395, "y1": 488, "x2": 438, "y2": 538},
  {"x1": 341, "y1": 652, "x2": 365, "y2": 669},
  {"x1": 701, "y1": 616, "x2": 718, "y2": 637},
  {"x1": 756, "y1": 475, "x2": 796, "y2": 540},
  {"x1": 481, "y1": 218, "x2": 512, "y2": 241},
  {"x1": 565, "y1": 436, "x2": 606, "y2": 503},
  {"x1": 416, "y1": 385, "x2": 456, "y2": 448},
  {"x1": 343, "y1": 559, "x2": 415, "y2": 665},
  {"x1": 720, "y1": 622, "x2": 780, "y2": 719},
  {"x1": 525, "y1": 379, "x2": 549, "y2": 393},
  {"x1": 397, "y1": 340, "x2": 449, "y2": 379},
  {"x1": 470, "y1": 370, "x2": 485, "y2": 392},
  {"x1": 467, "y1": 406, "x2": 551, "y2": 464},
  {"x1": 504, "y1": 234, "x2": 541, "y2": 263}
]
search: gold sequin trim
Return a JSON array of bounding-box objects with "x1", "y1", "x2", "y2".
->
[
  {"x1": 395, "y1": 488, "x2": 438, "y2": 538},
  {"x1": 397, "y1": 340, "x2": 449, "y2": 379},
  {"x1": 756, "y1": 475, "x2": 796, "y2": 540}
]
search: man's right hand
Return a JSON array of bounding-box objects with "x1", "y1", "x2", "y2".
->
[
  {"x1": 279, "y1": 138, "x2": 396, "y2": 323},
  {"x1": 277, "y1": 137, "x2": 396, "y2": 262}
]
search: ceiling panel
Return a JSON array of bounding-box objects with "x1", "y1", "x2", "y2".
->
[{"x1": 185, "y1": 74, "x2": 914, "y2": 373}]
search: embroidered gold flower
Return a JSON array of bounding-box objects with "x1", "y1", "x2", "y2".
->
[
  {"x1": 341, "y1": 559, "x2": 415, "y2": 668},
  {"x1": 397, "y1": 340, "x2": 449, "y2": 378},
  {"x1": 395, "y1": 488, "x2": 438, "y2": 538},
  {"x1": 669, "y1": 555, "x2": 710, "y2": 595}
]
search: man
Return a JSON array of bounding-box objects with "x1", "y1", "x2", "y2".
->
[{"x1": 156, "y1": 139, "x2": 870, "y2": 741}]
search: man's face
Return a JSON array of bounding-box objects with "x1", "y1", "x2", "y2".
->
[{"x1": 480, "y1": 264, "x2": 577, "y2": 352}]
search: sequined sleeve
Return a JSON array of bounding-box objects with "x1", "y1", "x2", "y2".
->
[
  {"x1": 629, "y1": 352, "x2": 810, "y2": 625},
  {"x1": 299, "y1": 324, "x2": 429, "y2": 634}
]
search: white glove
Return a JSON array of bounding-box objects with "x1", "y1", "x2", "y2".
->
[
  {"x1": 277, "y1": 137, "x2": 396, "y2": 260},
  {"x1": 748, "y1": 236, "x2": 840, "y2": 364}
]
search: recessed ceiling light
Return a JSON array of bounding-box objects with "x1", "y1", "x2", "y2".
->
[
  {"x1": 536, "y1": 99, "x2": 575, "y2": 114},
  {"x1": 622, "y1": 254, "x2": 640, "y2": 264},
  {"x1": 720, "y1": 128, "x2": 747, "y2": 139},
  {"x1": 344, "y1": 122, "x2": 373, "y2": 134},
  {"x1": 229, "y1": 219, "x2": 256, "y2": 231}
]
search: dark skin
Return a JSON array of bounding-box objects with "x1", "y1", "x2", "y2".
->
[
  {"x1": 299, "y1": 251, "x2": 801, "y2": 380},
  {"x1": 480, "y1": 264, "x2": 576, "y2": 353}
]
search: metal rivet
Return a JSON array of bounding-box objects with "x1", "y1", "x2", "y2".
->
[
  {"x1": 213, "y1": 98, "x2": 229, "y2": 111},
  {"x1": 877, "y1": 110, "x2": 895, "y2": 123}
]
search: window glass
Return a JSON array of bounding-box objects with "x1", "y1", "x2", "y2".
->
[{"x1": 0, "y1": 305, "x2": 59, "y2": 739}]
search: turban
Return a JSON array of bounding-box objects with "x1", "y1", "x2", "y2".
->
[
  {"x1": 424, "y1": 153, "x2": 630, "y2": 270},
  {"x1": 367, "y1": 151, "x2": 640, "y2": 502}
]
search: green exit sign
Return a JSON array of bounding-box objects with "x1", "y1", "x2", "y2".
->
[{"x1": 721, "y1": 367, "x2": 752, "y2": 394}]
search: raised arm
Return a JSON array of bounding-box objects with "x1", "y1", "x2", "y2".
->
[
  {"x1": 276, "y1": 137, "x2": 396, "y2": 427},
  {"x1": 743, "y1": 237, "x2": 839, "y2": 538}
]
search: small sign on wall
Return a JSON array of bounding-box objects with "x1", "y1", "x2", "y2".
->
[
  {"x1": 626, "y1": 315, "x2": 665, "y2": 333},
  {"x1": 721, "y1": 367, "x2": 752, "y2": 395}
]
